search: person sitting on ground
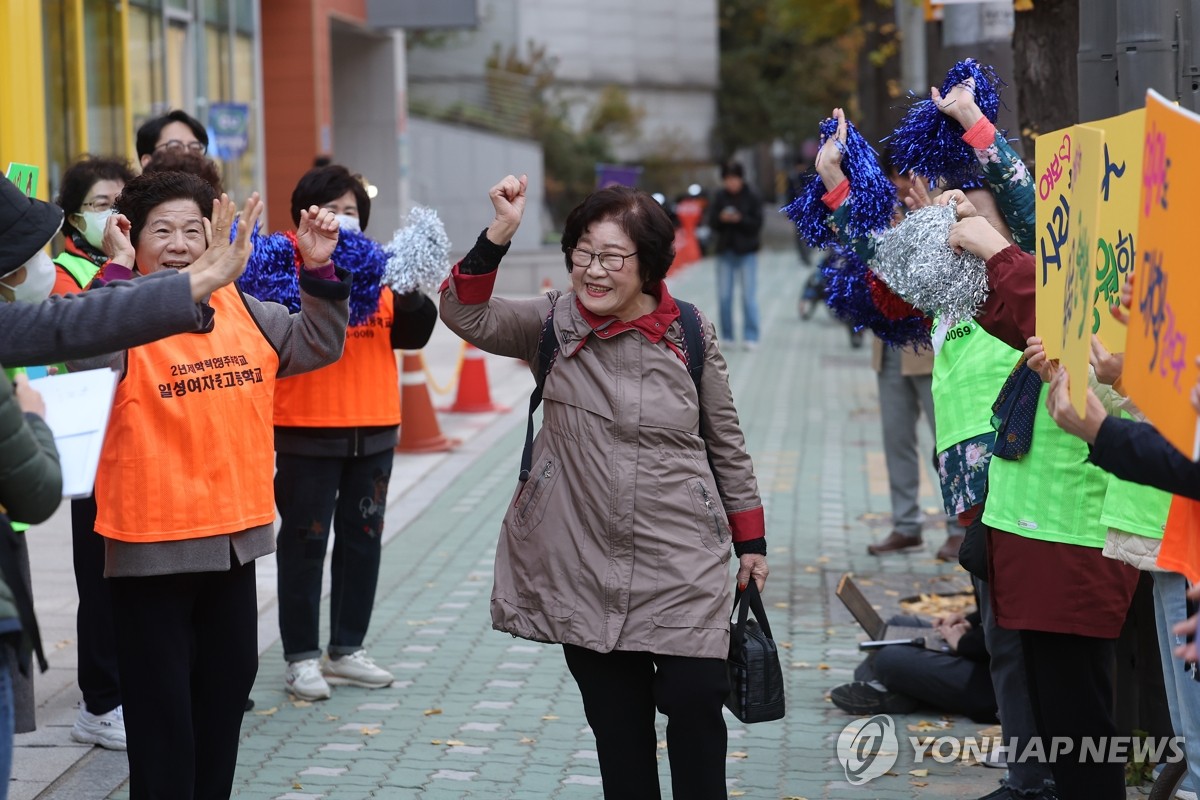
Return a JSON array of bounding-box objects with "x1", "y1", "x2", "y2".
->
[{"x1": 831, "y1": 605, "x2": 997, "y2": 723}]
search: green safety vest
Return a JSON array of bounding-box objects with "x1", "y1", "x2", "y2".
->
[
  {"x1": 1098, "y1": 411, "x2": 1172, "y2": 539},
  {"x1": 931, "y1": 318, "x2": 1021, "y2": 453},
  {"x1": 3, "y1": 366, "x2": 35, "y2": 533},
  {"x1": 982, "y1": 382, "x2": 1110, "y2": 548},
  {"x1": 53, "y1": 250, "x2": 100, "y2": 291}
]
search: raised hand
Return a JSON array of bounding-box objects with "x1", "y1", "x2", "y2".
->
[
  {"x1": 1023, "y1": 336, "x2": 1058, "y2": 383},
  {"x1": 902, "y1": 173, "x2": 933, "y2": 211},
  {"x1": 297, "y1": 205, "x2": 340, "y2": 269},
  {"x1": 935, "y1": 189, "x2": 977, "y2": 219},
  {"x1": 815, "y1": 107, "x2": 848, "y2": 192},
  {"x1": 948, "y1": 215, "x2": 1008, "y2": 261},
  {"x1": 102, "y1": 212, "x2": 137, "y2": 268},
  {"x1": 486, "y1": 174, "x2": 528, "y2": 246},
  {"x1": 184, "y1": 193, "x2": 264, "y2": 301},
  {"x1": 932, "y1": 78, "x2": 984, "y2": 130}
]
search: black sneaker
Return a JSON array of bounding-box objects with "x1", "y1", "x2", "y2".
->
[{"x1": 829, "y1": 681, "x2": 919, "y2": 715}]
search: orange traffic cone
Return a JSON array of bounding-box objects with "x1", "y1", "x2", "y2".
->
[
  {"x1": 396, "y1": 351, "x2": 460, "y2": 453},
  {"x1": 444, "y1": 343, "x2": 509, "y2": 414}
]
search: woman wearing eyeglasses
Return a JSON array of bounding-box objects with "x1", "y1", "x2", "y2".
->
[
  {"x1": 52, "y1": 157, "x2": 136, "y2": 296},
  {"x1": 441, "y1": 175, "x2": 768, "y2": 800}
]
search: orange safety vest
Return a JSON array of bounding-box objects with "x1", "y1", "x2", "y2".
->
[
  {"x1": 1156, "y1": 495, "x2": 1200, "y2": 583},
  {"x1": 94, "y1": 284, "x2": 280, "y2": 542},
  {"x1": 273, "y1": 288, "x2": 400, "y2": 428}
]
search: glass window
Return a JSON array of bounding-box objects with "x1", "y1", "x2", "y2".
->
[
  {"x1": 128, "y1": 4, "x2": 166, "y2": 129},
  {"x1": 83, "y1": 0, "x2": 126, "y2": 156},
  {"x1": 42, "y1": 0, "x2": 82, "y2": 199}
]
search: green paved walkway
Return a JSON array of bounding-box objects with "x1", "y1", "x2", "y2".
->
[{"x1": 198, "y1": 252, "x2": 1003, "y2": 798}]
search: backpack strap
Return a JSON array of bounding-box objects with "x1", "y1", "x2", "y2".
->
[
  {"x1": 517, "y1": 298, "x2": 706, "y2": 480},
  {"x1": 519, "y1": 302, "x2": 561, "y2": 481}
]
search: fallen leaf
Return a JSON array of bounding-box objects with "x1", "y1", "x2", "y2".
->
[
  {"x1": 431, "y1": 739, "x2": 444, "y2": 745},
  {"x1": 728, "y1": 751, "x2": 748, "y2": 759},
  {"x1": 361, "y1": 727, "x2": 381, "y2": 735},
  {"x1": 326, "y1": 714, "x2": 339, "y2": 721},
  {"x1": 804, "y1": 566, "x2": 819, "y2": 573},
  {"x1": 911, "y1": 782, "x2": 929, "y2": 788},
  {"x1": 254, "y1": 706, "x2": 279, "y2": 716},
  {"x1": 817, "y1": 663, "x2": 830, "y2": 670},
  {"x1": 774, "y1": 602, "x2": 788, "y2": 609},
  {"x1": 730, "y1": 792, "x2": 746, "y2": 797},
  {"x1": 792, "y1": 661, "x2": 810, "y2": 668},
  {"x1": 909, "y1": 769, "x2": 929, "y2": 777},
  {"x1": 779, "y1": 642, "x2": 792, "y2": 649},
  {"x1": 293, "y1": 782, "x2": 304, "y2": 789},
  {"x1": 292, "y1": 700, "x2": 312, "y2": 708},
  {"x1": 446, "y1": 739, "x2": 466, "y2": 746},
  {"x1": 657, "y1": 739, "x2": 667, "y2": 749},
  {"x1": 825, "y1": 627, "x2": 836, "y2": 635},
  {"x1": 542, "y1": 715, "x2": 559, "y2": 720},
  {"x1": 519, "y1": 737, "x2": 536, "y2": 744},
  {"x1": 423, "y1": 708, "x2": 443, "y2": 716}
]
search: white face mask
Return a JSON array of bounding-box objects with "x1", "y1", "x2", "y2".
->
[
  {"x1": 334, "y1": 214, "x2": 361, "y2": 233},
  {"x1": 0, "y1": 250, "x2": 56, "y2": 304},
  {"x1": 78, "y1": 209, "x2": 114, "y2": 250}
]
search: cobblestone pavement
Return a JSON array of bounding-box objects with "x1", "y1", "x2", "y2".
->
[{"x1": 22, "y1": 251, "x2": 1157, "y2": 799}]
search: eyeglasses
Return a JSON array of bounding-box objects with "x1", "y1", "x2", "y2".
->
[
  {"x1": 567, "y1": 247, "x2": 638, "y2": 272},
  {"x1": 154, "y1": 139, "x2": 207, "y2": 155},
  {"x1": 80, "y1": 197, "x2": 114, "y2": 212}
]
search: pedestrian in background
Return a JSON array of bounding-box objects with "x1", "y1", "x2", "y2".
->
[
  {"x1": 707, "y1": 160, "x2": 763, "y2": 350},
  {"x1": 441, "y1": 174, "x2": 768, "y2": 800}
]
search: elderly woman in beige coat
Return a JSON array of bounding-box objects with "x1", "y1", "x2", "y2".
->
[{"x1": 440, "y1": 174, "x2": 768, "y2": 800}]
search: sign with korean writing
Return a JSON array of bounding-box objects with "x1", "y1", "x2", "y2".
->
[
  {"x1": 1124, "y1": 90, "x2": 1200, "y2": 459},
  {"x1": 1086, "y1": 108, "x2": 1143, "y2": 351},
  {"x1": 1035, "y1": 125, "x2": 1074, "y2": 359},
  {"x1": 1060, "y1": 124, "x2": 1104, "y2": 416}
]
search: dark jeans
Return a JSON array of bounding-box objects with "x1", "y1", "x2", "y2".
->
[
  {"x1": 563, "y1": 645, "x2": 729, "y2": 800},
  {"x1": 855, "y1": 614, "x2": 997, "y2": 722},
  {"x1": 109, "y1": 561, "x2": 258, "y2": 800},
  {"x1": 1020, "y1": 629, "x2": 1124, "y2": 800},
  {"x1": 70, "y1": 496, "x2": 120, "y2": 715},
  {"x1": 275, "y1": 449, "x2": 392, "y2": 662}
]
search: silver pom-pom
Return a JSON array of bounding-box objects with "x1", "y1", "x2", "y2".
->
[
  {"x1": 383, "y1": 206, "x2": 452, "y2": 294},
  {"x1": 870, "y1": 202, "x2": 989, "y2": 325}
]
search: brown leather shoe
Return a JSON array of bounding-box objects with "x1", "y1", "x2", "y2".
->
[
  {"x1": 867, "y1": 530, "x2": 924, "y2": 555},
  {"x1": 936, "y1": 534, "x2": 965, "y2": 562}
]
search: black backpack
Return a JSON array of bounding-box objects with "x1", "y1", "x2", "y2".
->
[{"x1": 518, "y1": 297, "x2": 706, "y2": 481}]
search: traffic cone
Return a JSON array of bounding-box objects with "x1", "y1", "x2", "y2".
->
[
  {"x1": 396, "y1": 351, "x2": 460, "y2": 453},
  {"x1": 444, "y1": 343, "x2": 510, "y2": 413}
]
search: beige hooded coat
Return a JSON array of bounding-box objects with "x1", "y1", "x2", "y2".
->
[{"x1": 440, "y1": 280, "x2": 762, "y2": 660}]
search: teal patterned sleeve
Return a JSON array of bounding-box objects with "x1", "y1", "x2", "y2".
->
[
  {"x1": 828, "y1": 202, "x2": 880, "y2": 265},
  {"x1": 973, "y1": 130, "x2": 1036, "y2": 254}
]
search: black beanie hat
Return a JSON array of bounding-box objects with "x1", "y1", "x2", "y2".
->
[{"x1": 0, "y1": 175, "x2": 64, "y2": 278}]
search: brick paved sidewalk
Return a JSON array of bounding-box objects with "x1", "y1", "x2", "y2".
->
[{"x1": 27, "y1": 251, "x2": 1154, "y2": 799}]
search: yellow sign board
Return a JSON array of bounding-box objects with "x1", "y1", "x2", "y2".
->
[
  {"x1": 1124, "y1": 90, "x2": 1200, "y2": 459},
  {"x1": 1086, "y1": 108, "x2": 1144, "y2": 351},
  {"x1": 1035, "y1": 125, "x2": 1074, "y2": 359}
]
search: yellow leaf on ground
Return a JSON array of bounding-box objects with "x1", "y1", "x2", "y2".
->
[
  {"x1": 423, "y1": 708, "x2": 442, "y2": 716},
  {"x1": 362, "y1": 727, "x2": 381, "y2": 735},
  {"x1": 774, "y1": 602, "x2": 788, "y2": 609},
  {"x1": 446, "y1": 739, "x2": 465, "y2": 746},
  {"x1": 291, "y1": 700, "x2": 312, "y2": 708},
  {"x1": 542, "y1": 715, "x2": 559, "y2": 720},
  {"x1": 254, "y1": 706, "x2": 279, "y2": 716},
  {"x1": 728, "y1": 751, "x2": 748, "y2": 759},
  {"x1": 792, "y1": 661, "x2": 810, "y2": 668},
  {"x1": 817, "y1": 663, "x2": 830, "y2": 670},
  {"x1": 519, "y1": 737, "x2": 536, "y2": 744},
  {"x1": 909, "y1": 769, "x2": 929, "y2": 777},
  {"x1": 730, "y1": 791, "x2": 746, "y2": 797},
  {"x1": 430, "y1": 739, "x2": 444, "y2": 745}
]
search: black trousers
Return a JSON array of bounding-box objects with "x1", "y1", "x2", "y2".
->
[
  {"x1": 1020, "y1": 629, "x2": 1124, "y2": 800},
  {"x1": 109, "y1": 561, "x2": 259, "y2": 800},
  {"x1": 562, "y1": 644, "x2": 729, "y2": 800},
  {"x1": 70, "y1": 496, "x2": 120, "y2": 715}
]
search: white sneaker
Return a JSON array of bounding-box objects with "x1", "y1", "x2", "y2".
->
[
  {"x1": 322, "y1": 649, "x2": 393, "y2": 689},
  {"x1": 71, "y1": 705, "x2": 126, "y2": 751},
  {"x1": 285, "y1": 658, "x2": 332, "y2": 700}
]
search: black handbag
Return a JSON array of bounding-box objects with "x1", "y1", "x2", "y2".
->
[{"x1": 725, "y1": 581, "x2": 785, "y2": 723}]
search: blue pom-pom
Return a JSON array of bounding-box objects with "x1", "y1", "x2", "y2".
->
[
  {"x1": 887, "y1": 59, "x2": 1006, "y2": 187},
  {"x1": 237, "y1": 231, "x2": 301, "y2": 312},
  {"x1": 332, "y1": 229, "x2": 385, "y2": 325},
  {"x1": 821, "y1": 246, "x2": 931, "y2": 350},
  {"x1": 782, "y1": 118, "x2": 898, "y2": 248}
]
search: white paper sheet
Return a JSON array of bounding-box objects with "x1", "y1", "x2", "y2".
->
[{"x1": 28, "y1": 369, "x2": 119, "y2": 499}]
